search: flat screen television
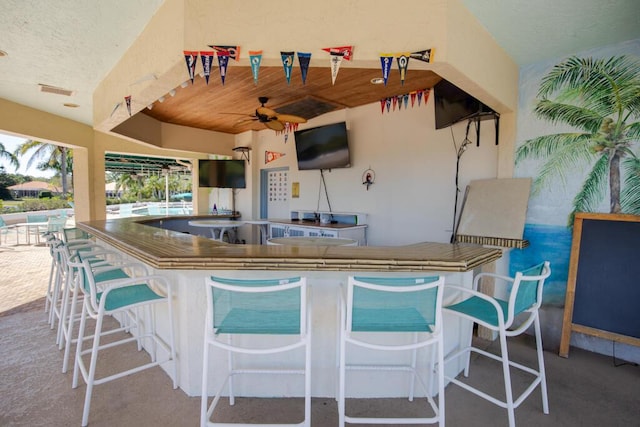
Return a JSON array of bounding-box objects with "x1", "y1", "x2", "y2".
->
[
  {"x1": 433, "y1": 79, "x2": 497, "y2": 129},
  {"x1": 198, "y1": 159, "x2": 246, "y2": 188},
  {"x1": 294, "y1": 122, "x2": 351, "y2": 170}
]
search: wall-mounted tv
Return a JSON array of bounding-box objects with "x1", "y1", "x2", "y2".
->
[
  {"x1": 198, "y1": 159, "x2": 246, "y2": 188},
  {"x1": 294, "y1": 122, "x2": 351, "y2": 170},
  {"x1": 433, "y1": 79, "x2": 498, "y2": 129}
]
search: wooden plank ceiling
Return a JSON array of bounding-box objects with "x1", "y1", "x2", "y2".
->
[{"x1": 142, "y1": 66, "x2": 442, "y2": 134}]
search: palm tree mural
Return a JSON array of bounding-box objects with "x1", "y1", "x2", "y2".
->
[
  {"x1": 14, "y1": 140, "x2": 72, "y2": 196},
  {"x1": 0, "y1": 142, "x2": 19, "y2": 170},
  {"x1": 516, "y1": 55, "x2": 640, "y2": 224}
]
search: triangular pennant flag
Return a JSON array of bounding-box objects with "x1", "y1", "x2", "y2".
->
[
  {"x1": 396, "y1": 53, "x2": 410, "y2": 85},
  {"x1": 423, "y1": 88, "x2": 430, "y2": 105},
  {"x1": 216, "y1": 53, "x2": 230, "y2": 85},
  {"x1": 380, "y1": 99, "x2": 386, "y2": 114},
  {"x1": 265, "y1": 151, "x2": 286, "y2": 164},
  {"x1": 329, "y1": 52, "x2": 344, "y2": 85},
  {"x1": 183, "y1": 51, "x2": 198, "y2": 84},
  {"x1": 249, "y1": 50, "x2": 262, "y2": 85},
  {"x1": 410, "y1": 91, "x2": 417, "y2": 107},
  {"x1": 417, "y1": 89, "x2": 424, "y2": 106},
  {"x1": 199, "y1": 51, "x2": 214, "y2": 84},
  {"x1": 297, "y1": 52, "x2": 311, "y2": 84},
  {"x1": 392, "y1": 96, "x2": 398, "y2": 111},
  {"x1": 403, "y1": 94, "x2": 409, "y2": 109},
  {"x1": 322, "y1": 46, "x2": 353, "y2": 61},
  {"x1": 385, "y1": 98, "x2": 391, "y2": 113},
  {"x1": 209, "y1": 45, "x2": 241, "y2": 61},
  {"x1": 281, "y1": 51, "x2": 294, "y2": 84},
  {"x1": 124, "y1": 95, "x2": 132, "y2": 116},
  {"x1": 379, "y1": 53, "x2": 394, "y2": 86},
  {"x1": 410, "y1": 49, "x2": 434, "y2": 63}
]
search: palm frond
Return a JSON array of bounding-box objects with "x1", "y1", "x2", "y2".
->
[
  {"x1": 621, "y1": 157, "x2": 640, "y2": 214},
  {"x1": 531, "y1": 138, "x2": 595, "y2": 193},
  {"x1": 569, "y1": 154, "x2": 609, "y2": 224},
  {"x1": 624, "y1": 121, "x2": 640, "y2": 144},
  {"x1": 534, "y1": 100, "x2": 602, "y2": 132},
  {"x1": 515, "y1": 133, "x2": 593, "y2": 163}
]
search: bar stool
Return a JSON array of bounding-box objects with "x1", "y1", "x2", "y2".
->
[
  {"x1": 72, "y1": 253, "x2": 177, "y2": 426},
  {"x1": 443, "y1": 261, "x2": 551, "y2": 427},
  {"x1": 338, "y1": 275, "x2": 446, "y2": 426},
  {"x1": 201, "y1": 276, "x2": 311, "y2": 427}
]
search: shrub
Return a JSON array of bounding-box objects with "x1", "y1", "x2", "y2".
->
[{"x1": 19, "y1": 197, "x2": 70, "y2": 212}]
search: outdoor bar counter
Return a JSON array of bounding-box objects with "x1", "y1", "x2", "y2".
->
[{"x1": 78, "y1": 216, "x2": 502, "y2": 397}]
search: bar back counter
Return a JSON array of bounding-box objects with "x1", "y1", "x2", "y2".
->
[{"x1": 78, "y1": 216, "x2": 502, "y2": 397}]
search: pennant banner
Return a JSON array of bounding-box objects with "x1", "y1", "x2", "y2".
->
[
  {"x1": 249, "y1": 50, "x2": 263, "y2": 85},
  {"x1": 124, "y1": 95, "x2": 132, "y2": 116},
  {"x1": 410, "y1": 48, "x2": 434, "y2": 63},
  {"x1": 379, "y1": 53, "x2": 394, "y2": 86},
  {"x1": 209, "y1": 45, "x2": 241, "y2": 61},
  {"x1": 379, "y1": 89, "x2": 430, "y2": 114},
  {"x1": 217, "y1": 53, "x2": 229, "y2": 85},
  {"x1": 265, "y1": 151, "x2": 286, "y2": 164},
  {"x1": 297, "y1": 52, "x2": 311, "y2": 84},
  {"x1": 322, "y1": 46, "x2": 353, "y2": 61},
  {"x1": 396, "y1": 53, "x2": 410, "y2": 85},
  {"x1": 281, "y1": 51, "x2": 294, "y2": 84},
  {"x1": 183, "y1": 51, "x2": 198, "y2": 84},
  {"x1": 329, "y1": 52, "x2": 343, "y2": 85},
  {"x1": 199, "y1": 51, "x2": 214, "y2": 84}
]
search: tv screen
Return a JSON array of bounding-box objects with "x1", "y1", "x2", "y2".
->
[
  {"x1": 294, "y1": 122, "x2": 351, "y2": 170},
  {"x1": 198, "y1": 159, "x2": 246, "y2": 188},
  {"x1": 433, "y1": 79, "x2": 497, "y2": 129}
]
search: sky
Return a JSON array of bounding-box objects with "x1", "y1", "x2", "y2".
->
[{"x1": 0, "y1": 133, "x2": 55, "y2": 178}]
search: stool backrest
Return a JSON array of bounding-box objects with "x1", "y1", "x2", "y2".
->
[
  {"x1": 347, "y1": 276, "x2": 444, "y2": 334},
  {"x1": 63, "y1": 227, "x2": 91, "y2": 242},
  {"x1": 207, "y1": 276, "x2": 306, "y2": 335},
  {"x1": 510, "y1": 261, "x2": 551, "y2": 318}
]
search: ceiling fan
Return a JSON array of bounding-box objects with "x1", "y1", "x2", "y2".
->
[{"x1": 230, "y1": 97, "x2": 307, "y2": 131}]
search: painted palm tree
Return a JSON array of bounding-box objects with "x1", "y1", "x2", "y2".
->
[
  {"x1": 0, "y1": 142, "x2": 19, "y2": 170},
  {"x1": 14, "y1": 140, "x2": 71, "y2": 196},
  {"x1": 516, "y1": 55, "x2": 640, "y2": 224}
]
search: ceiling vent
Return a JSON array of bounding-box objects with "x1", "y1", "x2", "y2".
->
[
  {"x1": 38, "y1": 83, "x2": 73, "y2": 96},
  {"x1": 275, "y1": 96, "x2": 343, "y2": 120}
]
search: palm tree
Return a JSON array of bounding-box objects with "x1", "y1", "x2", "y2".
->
[
  {"x1": 0, "y1": 142, "x2": 19, "y2": 170},
  {"x1": 516, "y1": 55, "x2": 640, "y2": 224},
  {"x1": 14, "y1": 140, "x2": 71, "y2": 196}
]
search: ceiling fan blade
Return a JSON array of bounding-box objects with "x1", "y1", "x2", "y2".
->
[
  {"x1": 264, "y1": 120, "x2": 285, "y2": 131},
  {"x1": 256, "y1": 106, "x2": 277, "y2": 117},
  {"x1": 275, "y1": 114, "x2": 307, "y2": 124}
]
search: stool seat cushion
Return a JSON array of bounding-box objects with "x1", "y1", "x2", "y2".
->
[
  {"x1": 97, "y1": 283, "x2": 164, "y2": 311},
  {"x1": 446, "y1": 296, "x2": 509, "y2": 328}
]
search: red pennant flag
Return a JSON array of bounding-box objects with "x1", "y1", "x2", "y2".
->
[
  {"x1": 209, "y1": 45, "x2": 241, "y2": 61},
  {"x1": 322, "y1": 46, "x2": 353, "y2": 61},
  {"x1": 380, "y1": 99, "x2": 386, "y2": 114},
  {"x1": 392, "y1": 96, "x2": 398, "y2": 111},
  {"x1": 410, "y1": 91, "x2": 417, "y2": 107},
  {"x1": 423, "y1": 88, "x2": 430, "y2": 106},
  {"x1": 265, "y1": 151, "x2": 286, "y2": 164}
]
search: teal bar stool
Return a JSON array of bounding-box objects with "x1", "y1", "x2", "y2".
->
[
  {"x1": 72, "y1": 252, "x2": 177, "y2": 426},
  {"x1": 443, "y1": 261, "x2": 551, "y2": 427},
  {"x1": 338, "y1": 275, "x2": 446, "y2": 426},
  {"x1": 201, "y1": 276, "x2": 311, "y2": 427}
]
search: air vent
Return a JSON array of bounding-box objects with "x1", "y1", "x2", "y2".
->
[
  {"x1": 275, "y1": 96, "x2": 342, "y2": 120},
  {"x1": 39, "y1": 84, "x2": 73, "y2": 96}
]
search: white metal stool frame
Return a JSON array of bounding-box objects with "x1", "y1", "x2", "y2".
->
[
  {"x1": 443, "y1": 261, "x2": 551, "y2": 427},
  {"x1": 338, "y1": 275, "x2": 446, "y2": 427},
  {"x1": 72, "y1": 255, "x2": 177, "y2": 426},
  {"x1": 201, "y1": 276, "x2": 311, "y2": 427}
]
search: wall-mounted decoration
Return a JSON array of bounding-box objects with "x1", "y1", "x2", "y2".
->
[
  {"x1": 209, "y1": 45, "x2": 241, "y2": 61},
  {"x1": 297, "y1": 52, "x2": 311, "y2": 84},
  {"x1": 379, "y1": 89, "x2": 430, "y2": 114},
  {"x1": 183, "y1": 51, "x2": 198, "y2": 84},
  {"x1": 281, "y1": 51, "x2": 294, "y2": 84},
  {"x1": 216, "y1": 52, "x2": 229, "y2": 85},
  {"x1": 124, "y1": 95, "x2": 132, "y2": 116},
  {"x1": 410, "y1": 48, "x2": 434, "y2": 63},
  {"x1": 379, "y1": 53, "x2": 394, "y2": 86},
  {"x1": 265, "y1": 150, "x2": 285, "y2": 164},
  {"x1": 362, "y1": 168, "x2": 375, "y2": 191},
  {"x1": 249, "y1": 50, "x2": 262, "y2": 85},
  {"x1": 199, "y1": 51, "x2": 214, "y2": 84},
  {"x1": 323, "y1": 46, "x2": 353, "y2": 85},
  {"x1": 322, "y1": 46, "x2": 353, "y2": 60},
  {"x1": 396, "y1": 53, "x2": 410, "y2": 85}
]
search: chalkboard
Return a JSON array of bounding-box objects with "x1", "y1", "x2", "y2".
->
[{"x1": 559, "y1": 212, "x2": 640, "y2": 358}]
